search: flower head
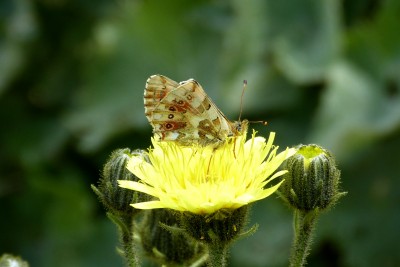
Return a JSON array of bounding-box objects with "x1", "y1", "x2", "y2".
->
[{"x1": 118, "y1": 131, "x2": 296, "y2": 215}]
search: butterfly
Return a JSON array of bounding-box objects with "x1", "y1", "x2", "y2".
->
[{"x1": 144, "y1": 74, "x2": 248, "y2": 146}]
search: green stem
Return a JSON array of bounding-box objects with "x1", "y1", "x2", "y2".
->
[
  {"x1": 289, "y1": 210, "x2": 318, "y2": 267},
  {"x1": 207, "y1": 243, "x2": 228, "y2": 267},
  {"x1": 121, "y1": 216, "x2": 139, "y2": 267},
  {"x1": 107, "y1": 212, "x2": 139, "y2": 267}
]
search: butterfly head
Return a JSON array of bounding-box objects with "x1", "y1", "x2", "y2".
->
[{"x1": 233, "y1": 119, "x2": 249, "y2": 135}]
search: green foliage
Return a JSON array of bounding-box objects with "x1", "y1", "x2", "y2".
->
[{"x1": 1, "y1": 0, "x2": 400, "y2": 266}]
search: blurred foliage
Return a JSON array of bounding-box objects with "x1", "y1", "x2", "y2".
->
[{"x1": 1, "y1": 0, "x2": 400, "y2": 266}]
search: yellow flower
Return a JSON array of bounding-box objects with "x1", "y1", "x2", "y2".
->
[{"x1": 118, "y1": 131, "x2": 296, "y2": 215}]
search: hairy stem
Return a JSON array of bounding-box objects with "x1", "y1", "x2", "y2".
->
[
  {"x1": 207, "y1": 242, "x2": 228, "y2": 267},
  {"x1": 289, "y1": 210, "x2": 318, "y2": 267}
]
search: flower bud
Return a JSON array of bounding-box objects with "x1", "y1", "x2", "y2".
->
[
  {"x1": 0, "y1": 254, "x2": 29, "y2": 267},
  {"x1": 92, "y1": 148, "x2": 150, "y2": 216},
  {"x1": 139, "y1": 209, "x2": 205, "y2": 266},
  {"x1": 278, "y1": 144, "x2": 346, "y2": 212}
]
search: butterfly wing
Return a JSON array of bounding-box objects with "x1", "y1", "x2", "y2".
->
[
  {"x1": 144, "y1": 75, "x2": 179, "y2": 115},
  {"x1": 145, "y1": 75, "x2": 187, "y2": 142},
  {"x1": 144, "y1": 75, "x2": 241, "y2": 145}
]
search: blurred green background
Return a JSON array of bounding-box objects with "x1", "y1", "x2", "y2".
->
[{"x1": 1, "y1": 0, "x2": 400, "y2": 266}]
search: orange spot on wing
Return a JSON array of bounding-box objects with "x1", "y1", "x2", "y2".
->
[{"x1": 162, "y1": 121, "x2": 187, "y2": 131}]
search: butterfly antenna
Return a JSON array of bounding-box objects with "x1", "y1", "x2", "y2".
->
[
  {"x1": 238, "y1": 80, "x2": 247, "y2": 122},
  {"x1": 249, "y1": 120, "x2": 268, "y2": 126},
  {"x1": 237, "y1": 80, "x2": 268, "y2": 127}
]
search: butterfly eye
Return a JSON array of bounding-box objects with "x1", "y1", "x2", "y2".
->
[
  {"x1": 186, "y1": 95, "x2": 193, "y2": 101},
  {"x1": 168, "y1": 114, "x2": 174, "y2": 119},
  {"x1": 169, "y1": 106, "x2": 176, "y2": 111},
  {"x1": 177, "y1": 100, "x2": 184, "y2": 105},
  {"x1": 165, "y1": 123, "x2": 173, "y2": 129}
]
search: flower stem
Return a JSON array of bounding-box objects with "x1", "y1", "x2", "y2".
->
[
  {"x1": 289, "y1": 210, "x2": 318, "y2": 267},
  {"x1": 107, "y1": 213, "x2": 139, "y2": 267},
  {"x1": 207, "y1": 243, "x2": 228, "y2": 267},
  {"x1": 121, "y1": 216, "x2": 140, "y2": 267}
]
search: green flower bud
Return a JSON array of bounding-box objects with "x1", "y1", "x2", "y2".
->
[
  {"x1": 139, "y1": 209, "x2": 206, "y2": 266},
  {"x1": 92, "y1": 148, "x2": 150, "y2": 216},
  {"x1": 279, "y1": 144, "x2": 346, "y2": 212},
  {"x1": 0, "y1": 254, "x2": 29, "y2": 267}
]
